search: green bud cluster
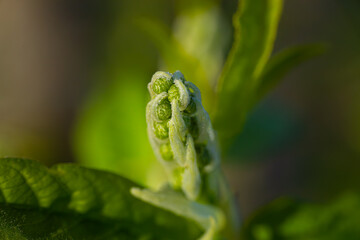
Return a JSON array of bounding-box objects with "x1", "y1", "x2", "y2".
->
[
  {"x1": 151, "y1": 73, "x2": 173, "y2": 94},
  {"x1": 146, "y1": 71, "x2": 220, "y2": 201},
  {"x1": 153, "y1": 120, "x2": 169, "y2": 139},
  {"x1": 168, "y1": 85, "x2": 180, "y2": 103},
  {"x1": 155, "y1": 99, "x2": 172, "y2": 120}
]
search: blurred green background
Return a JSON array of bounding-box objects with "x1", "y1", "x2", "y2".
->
[{"x1": 0, "y1": 0, "x2": 359, "y2": 222}]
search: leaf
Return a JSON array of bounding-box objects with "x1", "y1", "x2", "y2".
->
[
  {"x1": 255, "y1": 44, "x2": 327, "y2": 102},
  {"x1": 214, "y1": 0, "x2": 283, "y2": 147},
  {"x1": 131, "y1": 187, "x2": 225, "y2": 231},
  {"x1": 240, "y1": 193, "x2": 360, "y2": 240},
  {"x1": 0, "y1": 158, "x2": 202, "y2": 239}
]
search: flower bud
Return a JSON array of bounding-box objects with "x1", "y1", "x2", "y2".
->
[
  {"x1": 168, "y1": 85, "x2": 180, "y2": 103},
  {"x1": 153, "y1": 120, "x2": 169, "y2": 139},
  {"x1": 155, "y1": 99, "x2": 172, "y2": 120},
  {"x1": 151, "y1": 71, "x2": 173, "y2": 94},
  {"x1": 172, "y1": 70, "x2": 185, "y2": 82}
]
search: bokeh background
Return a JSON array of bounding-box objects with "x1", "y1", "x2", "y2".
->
[{"x1": 1, "y1": 0, "x2": 359, "y2": 219}]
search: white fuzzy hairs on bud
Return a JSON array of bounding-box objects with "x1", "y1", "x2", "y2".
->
[{"x1": 146, "y1": 70, "x2": 219, "y2": 200}]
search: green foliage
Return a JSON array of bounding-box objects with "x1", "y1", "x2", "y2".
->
[
  {"x1": 255, "y1": 44, "x2": 327, "y2": 102},
  {"x1": 0, "y1": 158, "x2": 202, "y2": 239},
  {"x1": 214, "y1": 0, "x2": 283, "y2": 146},
  {"x1": 240, "y1": 193, "x2": 360, "y2": 240}
]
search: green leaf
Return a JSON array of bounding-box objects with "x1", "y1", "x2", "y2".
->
[
  {"x1": 214, "y1": 0, "x2": 283, "y2": 146},
  {"x1": 240, "y1": 193, "x2": 360, "y2": 240},
  {"x1": 0, "y1": 158, "x2": 202, "y2": 239},
  {"x1": 255, "y1": 44, "x2": 327, "y2": 102}
]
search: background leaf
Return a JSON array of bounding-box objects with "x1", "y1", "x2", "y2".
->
[
  {"x1": 214, "y1": 0, "x2": 283, "y2": 148},
  {"x1": 255, "y1": 44, "x2": 327, "y2": 102},
  {"x1": 240, "y1": 193, "x2": 360, "y2": 240},
  {"x1": 0, "y1": 158, "x2": 202, "y2": 239},
  {"x1": 73, "y1": 74, "x2": 158, "y2": 186},
  {"x1": 72, "y1": 1, "x2": 172, "y2": 190},
  {"x1": 137, "y1": 18, "x2": 214, "y2": 109},
  {"x1": 137, "y1": 3, "x2": 229, "y2": 113}
]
